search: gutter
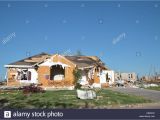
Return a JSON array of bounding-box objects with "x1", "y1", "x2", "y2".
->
[{"x1": 4, "y1": 65, "x2": 33, "y2": 68}]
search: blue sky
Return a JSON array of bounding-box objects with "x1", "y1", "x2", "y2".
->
[{"x1": 0, "y1": 1, "x2": 160, "y2": 79}]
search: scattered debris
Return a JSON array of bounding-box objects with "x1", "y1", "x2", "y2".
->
[
  {"x1": 76, "y1": 89, "x2": 96, "y2": 99},
  {"x1": 143, "y1": 84, "x2": 159, "y2": 88}
]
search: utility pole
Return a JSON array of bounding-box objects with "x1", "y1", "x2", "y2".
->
[
  {"x1": 148, "y1": 64, "x2": 152, "y2": 81},
  {"x1": 153, "y1": 65, "x2": 156, "y2": 81}
]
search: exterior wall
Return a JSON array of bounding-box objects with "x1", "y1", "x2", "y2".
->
[
  {"x1": 37, "y1": 66, "x2": 50, "y2": 86},
  {"x1": 37, "y1": 55, "x2": 76, "y2": 87},
  {"x1": 29, "y1": 69, "x2": 38, "y2": 83},
  {"x1": 93, "y1": 67, "x2": 106, "y2": 84},
  {"x1": 93, "y1": 70, "x2": 100, "y2": 83},
  {"x1": 100, "y1": 70, "x2": 115, "y2": 85},
  {"x1": 7, "y1": 68, "x2": 38, "y2": 86},
  {"x1": 7, "y1": 68, "x2": 20, "y2": 86},
  {"x1": 115, "y1": 72, "x2": 137, "y2": 81},
  {"x1": 64, "y1": 67, "x2": 75, "y2": 83}
]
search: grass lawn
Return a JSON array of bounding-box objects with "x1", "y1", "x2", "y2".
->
[
  {"x1": 0, "y1": 89, "x2": 151, "y2": 109},
  {"x1": 146, "y1": 86, "x2": 160, "y2": 91}
]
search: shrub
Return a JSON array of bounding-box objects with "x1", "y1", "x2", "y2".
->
[
  {"x1": 19, "y1": 84, "x2": 45, "y2": 94},
  {"x1": 73, "y1": 69, "x2": 82, "y2": 89}
]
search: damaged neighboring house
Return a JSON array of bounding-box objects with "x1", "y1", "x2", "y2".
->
[
  {"x1": 114, "y1": 72, "x2": 137, "y2": 86},
  {"x1": 4, "y1": 52, "x2": 113, "y2": 88},
  {"x1": 115, "y1": 72, "x2": 137, "y2": 81}
]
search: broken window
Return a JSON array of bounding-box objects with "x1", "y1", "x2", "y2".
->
[
  {"x1": 17, "y1": 69, "x2": 31, "y2": 80},
  {"x1": 128, "y1": 74, "x2": 131, "y2": 79},
  {"x1": 131, "y1": 74, "x2": 133, "y2": 78}
]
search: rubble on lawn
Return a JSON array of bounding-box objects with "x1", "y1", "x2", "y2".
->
[
  {"x1": 0, "y1": 86, "x2": 19, "y2": 90},
  {"x1": 143, "y1": 83, "x2": 159, "y2": 88},
  {"x1": 76, "y1": 89, "x2": 96, "y2": 99},
  {"x1": 113, "y1": 79, "x2": 138, "y2": 88}
]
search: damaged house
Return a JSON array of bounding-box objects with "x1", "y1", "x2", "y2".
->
[{"x1": 4, "y1": 52, "x2": 113, "y2": 88}]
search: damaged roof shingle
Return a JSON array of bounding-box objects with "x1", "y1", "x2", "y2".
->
[
  {"x1": 7, "y1": 52, "x2": 50, "y2": 66},
  {"x1": 65, "y1": 56, "x2": 107, "y2": 69}
]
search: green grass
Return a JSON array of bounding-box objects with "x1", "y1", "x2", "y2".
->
[
  {"x1": 0, "y1": 89, "x2": 151, "y2": 109},
  {"x1": 146, "y1": 86, "x2": 160, "y2": 91}
]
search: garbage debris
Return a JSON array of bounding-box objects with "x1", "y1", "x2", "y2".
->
[
  {"x1": 143, "y1": 84, "x2": 159, "y2": 88},
  {"x1": 77, "y1": 89, "x2": 96, "y2": 99}
]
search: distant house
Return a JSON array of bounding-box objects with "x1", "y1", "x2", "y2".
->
[
  {"x1": 4, "y1": 53, "x2": 112, "y2": 88},
  {"x1": 115, "y1": 72, "x2": 137, "y2": 81}
]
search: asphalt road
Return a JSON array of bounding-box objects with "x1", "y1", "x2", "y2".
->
[{"x1": 107, "y1": 87, "x2": 160, "y2": 102}]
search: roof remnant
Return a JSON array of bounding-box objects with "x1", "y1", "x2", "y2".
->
[
  {"x1": 65, "y1": 56, "x2": 107, "y2": 69},
  {"x1": 5, "y1": 53, "x2": 107, "y2": 69},
  {"x1": 6, "y1": 52, "x2": 50, "y2": 67}
]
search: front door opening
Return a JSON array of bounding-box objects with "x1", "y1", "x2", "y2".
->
[{"x1": 50, "y1": 65, "x2": 65, "y2": 80}]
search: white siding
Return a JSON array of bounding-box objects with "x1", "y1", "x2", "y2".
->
[
  {"x1": 29, "y1": 68, "x2": 38, "y2": 83},
  {"x1": 100, "y1": 70, "x2": 115, "y2": 85}
]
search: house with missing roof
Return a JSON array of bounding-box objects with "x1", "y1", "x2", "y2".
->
[{"x1": 4, "y1": 53, "x2": 114, "y2": 89}]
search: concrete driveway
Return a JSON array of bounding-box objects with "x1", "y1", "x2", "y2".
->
[{"x1": 107, "y1": 87, "x2": 160, "y2": 102}]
